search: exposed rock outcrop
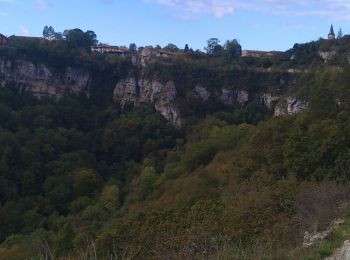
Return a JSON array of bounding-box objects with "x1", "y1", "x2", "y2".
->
[
  {"x1": 220, "y1": 88, "x2": 234, "y2": 105},
  {"x1": 113, "y1": 77, "x2": 138, "y2": 104},
  {"x1": 261, "y1": 93, "x2": 281, "y2": 109},
  {"x1": 0, "y1": 59, "x2": 90, "y2": 98},
  {"x1": 154, "y1": 81, "x2": 181, "y2": 126},
  {"x1": 274, "y1": 97, "x2": 308, "y2": 116},
  {"x1": 326, "y1": 240, "x2": 350, "y2": 260},
  {"x1": 236, "y1": 90, "x2": 249, "y2": 106},
  {"x1": 140, "y1": 47, "x2": 180, "y2": 67},
  {"x1": 114, "y1": 78, "x2": 181, "y2": 126},
  {"x1": 193, "y1": 85, "x2": 210, "y2": 101},
  {"x1": 114, "y1": 74, "x2": 302, "y2": 125},
  {"x1": 319, "y1": 51, "x2": 337, "y2": 63},
  {"x1": 220, "y1": 89, "x2": 248, "y2": 106},
  {"x1": 303, "y1": 219, "x2": 344, "y2": 247}
]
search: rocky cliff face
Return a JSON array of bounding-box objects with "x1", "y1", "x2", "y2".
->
[
  {"x1": 0, "y1": 59, "x2": 90, "y2": 98},
  {"x1": 220, "y1": 88, "x2": 249, "y2": 106},
  {"x1": 326, "y1": 240, "x2": 350, "y2": 260},
  {"x1": 319, "y1": 51, "x2": 337, "y2": 63},
  {"x1": 114, "y1": 75, "x2": 309, "y2": 126},
  {"x1": 193, "y1": 85, "x2": 210, "y2": 101},
  {"x1": 274, "y1": 97, "x2": 309, "y2": 116},
  {"x1": 260, "y1": 93, "x2": 281, "y2": 109},
  {"x1": 114, "y1": 78, "x2": 182, "y2": 126},
  {"x1": 1, "y1": 58, "x2": 308, "y2": 125}
]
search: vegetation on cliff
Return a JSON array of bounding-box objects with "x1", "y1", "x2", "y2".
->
[{"x1": 1, "y1": 32, "x2": 350, "y2": 259}]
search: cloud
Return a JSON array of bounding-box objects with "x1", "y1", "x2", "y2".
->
[
  {"x1": 0, "y1": 0, "x2": 14, "y2": 7},
  {"x1": 251, "y1": 23, "x2": 262, "y2": 29},
  {"x1": 284, "y1": 22, "x2": 310, "y2": 30},
  {"x1": 20, "y1": 25, "x2": 30, "y2": 36},
  {"x1": 145, "y1": 0, "x2": 350, "y2": 20},
  {"x1": 145, "y1": 0, "x2": 235, "y2": 18},
  {"x1": 35, "y1": 0, "x2": 48, "y2": 11}
]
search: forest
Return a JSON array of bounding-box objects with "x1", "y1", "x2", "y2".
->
[{"x1": 1, "y1": 30, "x2": 350, "y2": 259}]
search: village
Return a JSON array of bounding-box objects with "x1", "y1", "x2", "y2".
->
[{"x1": 0, "y1": 25, "x2": 337, "y2": 60}]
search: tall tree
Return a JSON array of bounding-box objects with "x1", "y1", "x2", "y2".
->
[
  {"x1": 64, "y1": 29, "x2": 98, "y2": 51},
  {"x1": 129, "y1": 43, "x2": 137, "y2": 53},
  {"x1": 85, "y1": 30, "x2": 98, "y2": 46},
  {"x1": 42, "y1": 26, "x2": 49, "y2": 38},
  {"x1": 205, "y1": 38, "x2": 222, "y2": 55},
  {"x1": 338, "y1": 28, "x2": 343, "y2": 39},
  {"x1": 47, "y1": 26, "x2": 55, "y2": 40},
  {"x1": 43, "y1": 25, "x2": 56, "y2": 40},
  {"x1": 184, "y1": 44, "x2": 189, "y2": 53},
  {"x1": 223, "y1": 39, "x2": 242, "y2": 60}
]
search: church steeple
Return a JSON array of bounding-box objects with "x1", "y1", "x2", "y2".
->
[{"x1": 328, "y1": 25, "x2": 335, "y2": 40}]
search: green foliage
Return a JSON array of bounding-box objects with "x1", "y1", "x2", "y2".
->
[
  {"x1": 0, "y1": 85, "x2": 180, "y2": 258},
  {"x1": 3, "y1": 34, "x2": 350, "y2": 259},
  {"x1": 100, "y1": 184, "x2": 120, "y2": 212},
  {"x1": 73, "y1": 169, "x2": 103, "y2": 198},
  {"x1": 163, "y1": 43, "x2": 179, "y2": 52},
  {"x1": 64, "y1": 28, "x2": 97, "y2": 51},
  {"x1": 205, "y1": 38, "x2": 222, "y2": 55},
  {"x1": 223, "y1": 39, "x2": 242, "y2": 60}
]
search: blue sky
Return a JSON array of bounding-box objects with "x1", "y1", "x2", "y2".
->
[{"x1": 0, "y1": 0, "x2": 349, "y2": 51}]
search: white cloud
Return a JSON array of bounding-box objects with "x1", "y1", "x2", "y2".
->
[
  {"x1": 20, "y1": 25, "x2": 30, "y2": 36},
  {"x1": 35, "y1": 0, "x2": 48, "y2": 11},
  {"x1": 145, "y1": 0, "x2": 350, "y2": 20},
  {"x1": 284, "y1": 22, "x2": 310, "y2": 29},
  {"x1": 145, "y1": 0, "x2": 236, "y2": 18},
  {"x1": 0, "y1": 0, "x2": 14, "y2": 7}
]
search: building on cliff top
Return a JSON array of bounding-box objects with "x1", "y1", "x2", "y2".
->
[
  {"x1": 328, "y1": 25, "x2": 335, "y2": 40},
  {"x1": 242, "y1": 50, "x2": 282, "y2": 58},
  {"x1": 92, "y1": 43, "x2": 130, "y2": 56},
  {"x1": 140, "y1": 47, "x2": 184, "y2": 66},
  {"x1": 0, "y1": 34, "x2": 7, "y2": 45},
  {"x1": 141, "y1": 47, "x2": 183, "y2": 59}
]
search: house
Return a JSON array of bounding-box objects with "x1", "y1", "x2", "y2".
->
[
  {"x1": 140, "y1": 47, "x2": 183, "y2": 66},
  {"x1": 0, "y1": 34, "x2": 7, "y2": 45},
  {"x1": 91, "y1": 43, "x2": 130, "y2": 56},
  {"x1": 242, "y1": 50, "x2": 282, "y2": 58}
]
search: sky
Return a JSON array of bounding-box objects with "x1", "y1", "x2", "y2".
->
[{"x1": 0, "y1": 0, "x2": 350, "y2": 51}]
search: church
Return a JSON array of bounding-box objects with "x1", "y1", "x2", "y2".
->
[{"x1": 328, "y1": 25, "x2": 335, "y2": 40}]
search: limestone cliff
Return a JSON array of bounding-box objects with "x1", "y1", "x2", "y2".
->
[
  {"x1": 193, "y1": 85, "x2": 210, "y2": 101},
  {"x1": 0, "y1": 56, "x2": 309, "y2": 125},
  {"x1": 274, "y1": 97, "x2": 309, "y2": 116},
  {"x1": 113, "y1": 78, "x2": 181, "y2": 126},
  {"x1": 0, "y1": 59, "x2": 90, "y2": 98},
  {"x1": 113, "y1": 75, "x2": 309, "y2": 126},
  {"x1": 220, "y1": 88, "x2": 249, "y2": 106},
  {"x1": 319, "y1": 51, "x2": 337, "y2": 63},
  {"x1": 326, "y1": 240, "x2": 350, "y2": 260}
]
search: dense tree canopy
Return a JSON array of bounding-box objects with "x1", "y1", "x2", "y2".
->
[
  {"x1": 163, "y1": 43, "x2": 179, "y2": 52},
  {"x1": 63, "y1": 28, "x2": 98, "y2": 51},
  {"x1": 1, "y1": 31, "x2": 350, "y2": 259}
]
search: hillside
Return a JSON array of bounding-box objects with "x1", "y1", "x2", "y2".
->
[{"x1": 1, "y1": 33, "x2": 350, "y2": 259}]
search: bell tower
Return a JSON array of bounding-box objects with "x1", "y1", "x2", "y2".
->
[{"x1": 328, "y1": 25, "x2": 335, "y2": 40}]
